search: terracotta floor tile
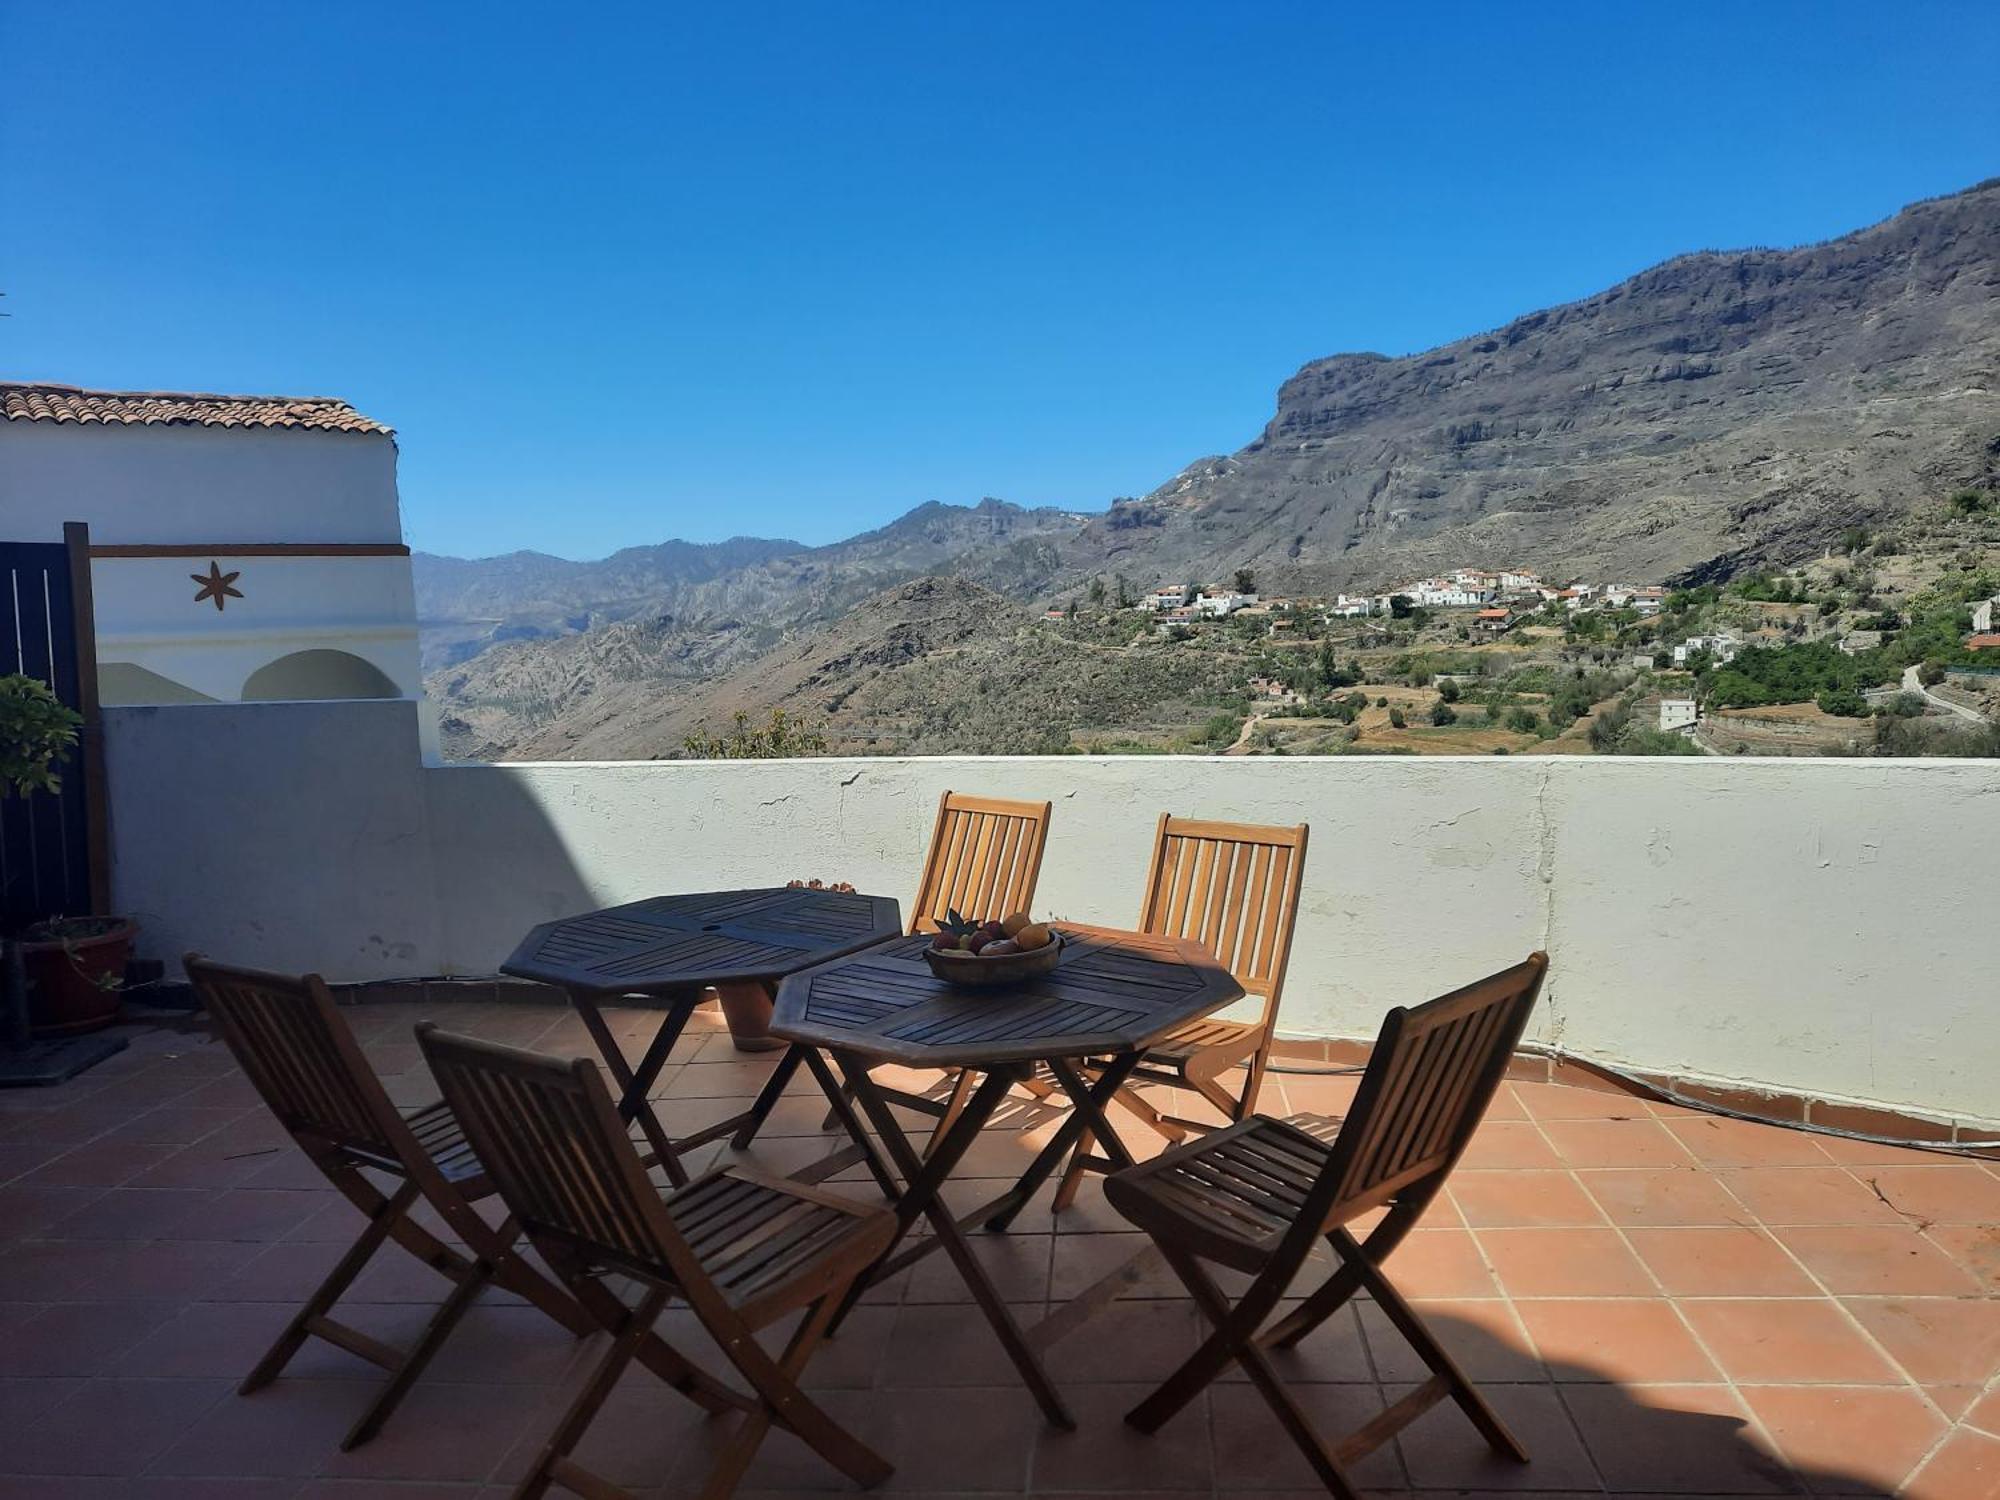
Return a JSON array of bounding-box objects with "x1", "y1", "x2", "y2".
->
[
  {"x1": 1968, "y1": 1384, "x2": 2000, "y2": 1436},
  {"x1": 1560, "y1": 1382, "x2": 1796, "y2": 1494},
  {"x1": 1513, "y1": 1299, "x2": 1719, "y2": 1383},
  {"x1": 0, "y1": 1373, "x2": 89, "y2": 1428},
  {"x1": 1031, "y1": 1382, "x2": 1215, "y2": 1491},
  {"x1": 16, "y1": 1141, "x2": 180, "y2": 1190},
  {"x1": 750, "y1": 1382, "x2": 1037, "y2": 1494},
  {"x1": 1541, "y1": 1117, "x2": 1697, "y2": 1169},
  {"x1": 45, "y1": 1187, "x2": 213, "y2": 1241},
  {"x1": 0, "y1": 1300, "x2": 181, "y2": 1378},
  {"x1": 1392, "y1": 1380, "x2": 1601, "y2": 1492},
  {"x1": 4, "y1": 1376, "x2": 231, "y2": 1477},
  {"x1": 1380, "y1": 1228, "x2": 1502, "y2": 1298},
  {"x1": 1858, "y1": 1162, "x2": 2000, "y2": 1224},
  {"x1": 906, "y1": 1226, "x2": 1052, "y2": 1305},
  {"x1": 1717, "y1": 1165, "x2": 1910, "y2": 1227},
  {"x1": 1038, "y1": 1296, "x2": 1198, "y2": 1386},
  {"x1": 319, "y1": 1380, "x2": 551, "y2": 1484},
  {"x1": 1222, "y1": 1301, "x2": 1373, "y2": 1385},
  {"x1": 151, "y1": 1377, "x2": 379, "y2": 1477},
  {"x1": 1459, "y1": 1122, "x2": 1565, "y2": 1170},
  {"x1": 1773, "y1": 1224, "x2": 1982, "y2": 1296},
  {"x1": 1906, "y1": 1426, "x2": 2000, "y2": 1500},
  {"x1": 1477, "y1": 1226, "x2": 1656, "y2": 1298},
  {"x1": 1740, "y1": 1384, "x2": 1948, "y2": 1495},
  {"x1": 1678, "y1": 1298, "x2": 1900, "y2": 1384},
  {"x1": 1922, "y1": 1222, "x2": 2000, "y2": 1292},
  {"x1": 1049, "y1": 1232, "x2": 1179, "y2": 1302},
  {"x1": 1625, "y1": 1226, "x2": 1820, "y2": 1298},
  {"x1": 1577, "y1": 1167, "x2": 1753, "y2": 1228},
  {"x1": 1211, "y1": 1380, "x2": 1404, "y2": 1491},
  {"x1": 1813, "y1": 1132, "x2": 1966, "y2": 1167},
  {"x1": 1840, "y1": 1295, "x2": 2000, "y2": 1385},
  {"x1": 1512, "y1": 1080, "x2": 1650, "y2": 1122},
  {"x1": 0, "y1": 1183, "x2": 109, "y2": 1235},
  {"x1": 1449, "y1": 1170, "x2": 1606, "y2": 1228},
  {"x1": 1358, "y1": 1298, "x2": 1547, "y2": 1384},
  {"x1": 1664, "y1": 1116, "x2": 1835, "y2": 1168},
  {"x1": 1481, "y1": 1083, "x2": 1531, "y2": 1121}
]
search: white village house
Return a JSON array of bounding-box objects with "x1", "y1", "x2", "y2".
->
[
  {"x1": 1140, "y1": 583, "x2": 1192, "y2": 611},
  {"x1": 0, "y1": 381, "x2": 435, "y2": 753},
  {"x1": 1672, "y1": 632, "x2": 1743, "y2": 668}
]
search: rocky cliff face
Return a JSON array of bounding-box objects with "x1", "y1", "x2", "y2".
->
[
  {"x1": 1061, "y1": 179, "x2": 2000, "y2": 592},
  {"x1": 427, "y1": 181, "x2": 2000, "y2": 759}
]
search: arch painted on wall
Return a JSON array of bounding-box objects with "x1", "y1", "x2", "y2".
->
[
  {"x1": 241, "y1": 649, "x2": 400, "y2": 702},
  {"x1": 98, "y1": 662, "x2": 221, "y2": 706}
]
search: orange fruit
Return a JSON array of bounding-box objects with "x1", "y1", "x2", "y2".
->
[
  {"x1": 1013, "y1": 923, "x2": 1052, "y2": 951},
  {"x1": 1001, "y1": 911, "x2": 1032, "y2": 937}
]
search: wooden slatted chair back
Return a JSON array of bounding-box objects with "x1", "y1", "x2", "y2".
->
[
  {"x1": 908, "y1": 790, "x2": 1053, "y2": 934},
  {"x1": 1305, "y1": 953, "x2": 1547, "y2": 1236},
  {"x1": 415, "y1": 1025, "x2": 703, "y2": 1290},
  {"x1": 1137, "y1": 815, "x2": 1308, "y2": 1030},
  {"x1": 185, "y1": 954, "x2": 401, "y2": 1161}
]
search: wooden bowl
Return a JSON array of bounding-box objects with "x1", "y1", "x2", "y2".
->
[{"x1": 923, "y1": 931, "x2": 1065, "y2": 989}]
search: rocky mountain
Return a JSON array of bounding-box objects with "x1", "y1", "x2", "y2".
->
[
  {"x1": 414, "y1": 536, "x2": 804, "y2": 671},
  {"x1": 436, "y1": 575, "x2": 1243, "y2": 760},
  {"x1": 1060, "y1": 178, "x2": 2000, "y2": 595},
  {"x1": 416, "y1": 498, "x2": 1082, "y2": 671},
  {"x1": 426, "y1": 179, "x2": 2000, "y2": 759}
]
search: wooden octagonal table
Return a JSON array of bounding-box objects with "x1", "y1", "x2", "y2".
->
[
  {"x1": 502, "y1": 887, "x2": 901, "y2": 1184},
  {"x1": 771, "y1": 922, "x2": 1244, "y2": 1426}
]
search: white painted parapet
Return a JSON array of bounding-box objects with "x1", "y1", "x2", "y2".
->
[{"x1": 101, "y1": 701, "x2": 2000, "y2": 1130}]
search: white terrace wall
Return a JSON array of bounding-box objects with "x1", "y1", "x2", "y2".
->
[{"x1": 102, "y1": 700, "x2": 2000, "y2": 1129}]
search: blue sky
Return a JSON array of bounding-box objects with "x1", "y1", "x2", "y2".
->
[{"x1": 5, "y1": 3, "x2": 1996, "y2": 558}]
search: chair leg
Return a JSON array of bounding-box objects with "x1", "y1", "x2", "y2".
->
[
  {"x1": 1332, "y1": 1228, "x2": 1526, "y2": 1461},
  {"x1": 1136, "y1": 1241, "x2": 1365, "y2": 1499},
  {"x1": 241, "y1": 1177, "x2": 421, "y2": 1395},
  {"x1": 513, "y1": 1285, "x2": 673, "y2": 1500},
  {"x1": 1124, "y1": 1238, "x2": 1284, "y2": 1436},
  {"x1": 1051, "y1": 1125, "x2": 1092, "y2": 1212},
  {"x1": 697, "y1": 1293, "x2": 893, "y2": 1500},
  {"x1": 923, "y1": 1068, "x2": 977, "y2": 1159},
  {"x1": 1051, "y1": 1078, "x2": 1181, "y2": 1213},
  {"x1": 565, "y1": 1273, "x2": 747, "y2": 1417},
  {"x1": 342, "y1": 1247, "x2": 494, "y2": 1450}
]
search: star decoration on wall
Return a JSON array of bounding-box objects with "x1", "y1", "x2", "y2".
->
[{"x1": 191, "y1": 561, "x2": 244, "y2": 611}]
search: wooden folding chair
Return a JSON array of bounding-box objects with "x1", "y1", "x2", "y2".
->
[
  {"x1": 416, "y1": 1023, "x2": 898, "y2": 1500},
  {"x1": 815, "y1": 788, "x2": 1054, "y2": 1141},
  {"x1": 1054, "y1": 815, "x2": 1307, "y2": 1208},
  {"x1": 182, "y1": 954, "x2": 592, "y2": 1451},
  {"x1": 1105, "y1": 953, "x2": 1549, "y2": 1500}
]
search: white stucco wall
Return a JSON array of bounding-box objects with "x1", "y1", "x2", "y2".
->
[
  {"x1": 93, "y1": 555, "x2": 422, "y2": 701},
  {"x1": 0, "y1": 421, "x2": 403, "y2": 543},
  {"x1": 3, "y1": 416, "x2": 426, "y2": 736},
  {"x1": 99, "y1": 701, "x2": 2000, "y2": 1128}
]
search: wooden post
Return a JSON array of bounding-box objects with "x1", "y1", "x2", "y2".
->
[{"x1": 62, "y1": 523, "x2": 111, "y2": 915}]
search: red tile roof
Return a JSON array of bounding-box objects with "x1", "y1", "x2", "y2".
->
[
  {"x1": 1, "y1": 382, "x2": 392, "y2": 435},
  {"x1": 1966, "y1": 633, "x2": 2000, "y2": 650}
]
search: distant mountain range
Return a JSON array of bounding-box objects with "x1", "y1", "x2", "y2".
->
[
  {"x1": 424, "y1": 179, "x2": 2000, "y2": 758},
  {"x1": 415, "y1": 499, "x2": 1082, "y2": 672}
]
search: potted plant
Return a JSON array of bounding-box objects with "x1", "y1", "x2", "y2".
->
[
  {"x1": 711, "y1": 879, "x2": 859, "y2": 1052},
  {"x1": 1, "y1": 674, "x2": 136, "y2": 1036}
]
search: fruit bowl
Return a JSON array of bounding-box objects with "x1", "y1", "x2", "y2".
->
[{"x1": 924, "y1": 930, "x2": 1065, "y2": 989}]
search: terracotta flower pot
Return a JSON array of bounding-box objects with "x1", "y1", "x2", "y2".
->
[
  {"x1": 713, "y1": 981, "x2": 785, "y2": 1053},
  {"x1": 20, "y1": 917, "x2": 137, "y2": 1037}
]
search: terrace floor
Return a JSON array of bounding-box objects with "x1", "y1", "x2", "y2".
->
[{"x1": 0, "y1": 998, "x2": 1996, "y2": 1499}]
